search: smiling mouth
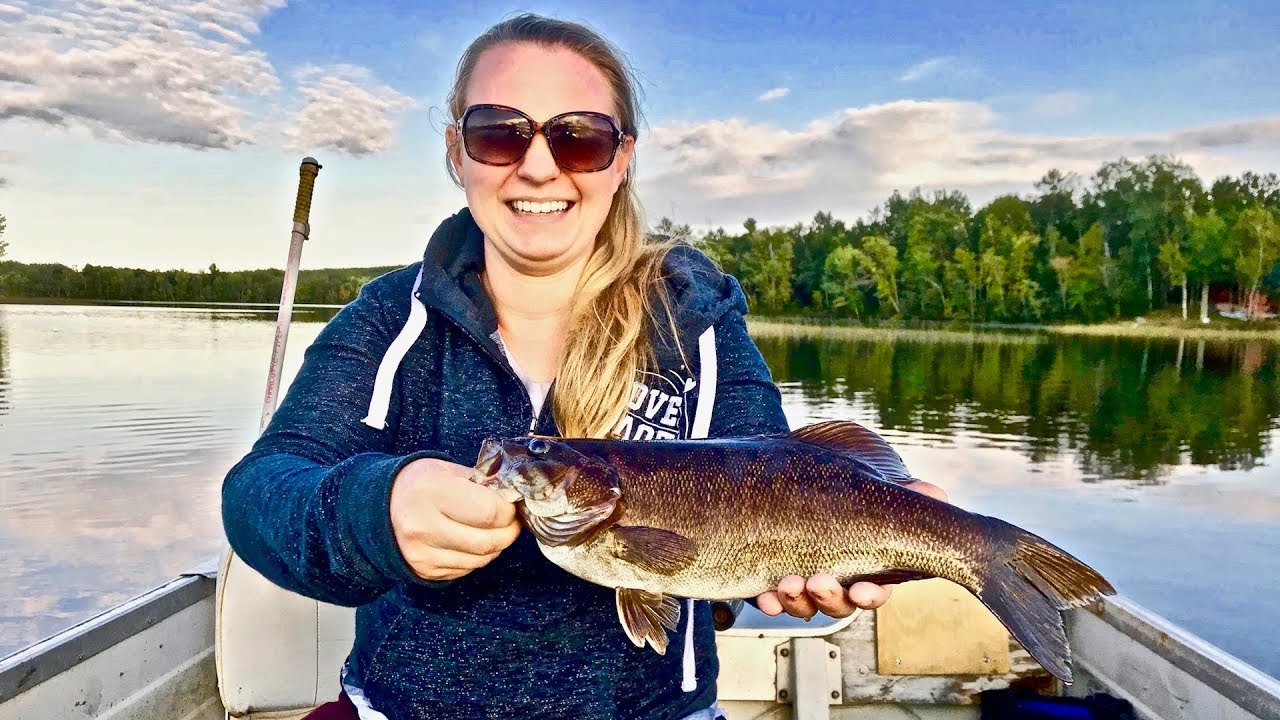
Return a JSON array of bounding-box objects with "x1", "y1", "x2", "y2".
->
[{"x1": 508, "y1": 199, "x2": 575, "y2": 216}]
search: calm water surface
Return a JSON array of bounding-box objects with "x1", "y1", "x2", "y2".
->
[{"x1": 1, "y1": 304, "x2": 1278, "y2": 680}]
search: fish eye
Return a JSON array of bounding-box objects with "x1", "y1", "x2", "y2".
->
[{"x1": 528, "y1": 438, "x2": 551, "y2": 455}]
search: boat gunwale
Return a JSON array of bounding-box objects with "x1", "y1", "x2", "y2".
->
[
  {"x1": 1081, "y1": 595, "x2": 1280, "y2": 719},
  {"x1": 0, "y1": 574, "x2": 213, "y2": 703},
  {"x1": 3, "y1": 574, "x2": 1280, "y2": 717}
]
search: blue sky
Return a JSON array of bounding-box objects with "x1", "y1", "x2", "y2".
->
[{"x1": 1, "y1": 0, "x2": 1278, "y2": 270}]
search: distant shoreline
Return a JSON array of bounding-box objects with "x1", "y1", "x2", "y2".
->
[{"x1": 6, "y1": 297, "x2": 1278, "y2": 341}]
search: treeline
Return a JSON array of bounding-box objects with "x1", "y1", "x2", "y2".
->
[
  {"x1": 2, "y1": 155, "x2": 1279, "y2": 322},
  {"x1": 0, "y1": 261, "x2": 399, "y2": 306},
  {"x1": 663, "y1": 156, "x2": 1280, "y2": 322}
]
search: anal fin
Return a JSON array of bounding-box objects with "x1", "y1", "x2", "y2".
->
[{"x1": 616, "y1": 588, "x2": 682, "y2": 654}]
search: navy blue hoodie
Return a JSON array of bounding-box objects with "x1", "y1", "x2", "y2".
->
[{"x1": 222, "y1": 208, "x2": 789, "y2": 719}]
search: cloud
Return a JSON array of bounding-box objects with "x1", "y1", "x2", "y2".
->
[
  {"x1": 283, "y1": 65, "x2": 419, "y2": 157},
  {"x1": 756, "y1": 87, "x2": 790, "y2": 103},
  {"x1": 0, "y1": 0, "x2": 286, "y2": 149},
  {"x1": 0, "y1": 0, "x2": 417, "y2": 157},
  {"x1": 639, "y1": 100, "x2": 1280, "y2": 228},
  {"x1": 899, "y1": 57, "x2": 954, "y2": 83},
  {"x1": 1026, "y1": 90, "x2": 1092, "y2": 119}
]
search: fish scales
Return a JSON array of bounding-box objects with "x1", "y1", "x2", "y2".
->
[
  {"x1": 561, "y1": 439, "x2": 982, "y2": 599},
  {"x1": 473, "y1": 421, "x2": 1116, "y2": 683}
]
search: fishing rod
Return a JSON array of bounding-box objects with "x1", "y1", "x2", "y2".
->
[{"x1": 260, "y1": 156, "x2": 322, "y2": 433}]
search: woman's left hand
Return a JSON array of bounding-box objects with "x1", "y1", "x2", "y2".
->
[{"x1": 755, "y1": 480, "x2": 949, "y2": 620}]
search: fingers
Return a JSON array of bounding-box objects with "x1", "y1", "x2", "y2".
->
[
  {"x1": 759, "y1": 575, "x2": 897, "y2": 620},
  {"x1": 805, "y1": 574, "x2": 857, "y2": 618},
  {"x1": 438, "y1": 483, "x2": 518, "y2": 529},
  {"x1": 390, "y1": 458, "x2": 521, "y2": 582},
  {"x1": 431, "y1": 516, "x2": 521, "y2": 557},
  {"x1": 399, "y1": 545, "x2": 503, "y2": 581},
  {"x1": 847, "y1": 581, "x2": 893, "y2": 609}
]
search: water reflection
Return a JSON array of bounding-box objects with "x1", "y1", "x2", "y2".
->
[
  {"x1": 0, "y1": 304, "x2": 325, "y2": 658},
  {"x1": 755, "y1": 332, "x2": 1280, "y2": 483},
  {"x1": 0, "y1": 307, "x2": 9, "y2": 417}
]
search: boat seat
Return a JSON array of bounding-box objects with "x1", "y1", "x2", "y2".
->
[{"x1": 216, "y1": 548, "x2": 353, "y2": 718}]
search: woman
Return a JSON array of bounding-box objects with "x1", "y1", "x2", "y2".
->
[{"x1": 222, "y1": 13, "x2": 942, "y2": 720}]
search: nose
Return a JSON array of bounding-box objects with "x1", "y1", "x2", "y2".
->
[{"x1": 516, "y1": 131, "x2": 561, "y2": 183}]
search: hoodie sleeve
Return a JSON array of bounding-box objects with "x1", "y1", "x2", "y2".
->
[{"x1": 221, "y1": 273, "x2": 446, "y2": 607}]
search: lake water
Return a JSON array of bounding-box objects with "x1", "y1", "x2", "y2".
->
[{"x1": 1, "y1": 303, "x2": 1278, "y2": 680}]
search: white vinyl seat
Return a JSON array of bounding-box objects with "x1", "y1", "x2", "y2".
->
[{"x1": 216, "y1": 548, "x2": 354, "y2": 719}]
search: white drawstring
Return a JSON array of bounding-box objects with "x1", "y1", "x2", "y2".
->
[
  {"x1": 681, "y1": 326, "x2": 718, "y2": 693},
  {"x1": 362, "y1": 267, "x2": 426, "y2": 429}
]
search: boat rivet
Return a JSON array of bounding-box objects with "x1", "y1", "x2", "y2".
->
[
  {"x1": 780, "y1": 648, "x2": 790, "y2": 657},
  {"x1": 895, "y1": 658, "x2": 902, "y2": 665},
  {"x1": 778, "y1": 689, "x2": 789, "y2": 701},
  {"x1": 982, "y1": 656, "x2": 989, "y2": 663},
  {"x1": 831, "y1": 691, "x2": 840, "y2": 699},
  {"x1": 858, "y1": 665, "x2": 868, "y2": 675},
  {"x1": 829, "y1": 650, "x2": 837, "y2": 659}
]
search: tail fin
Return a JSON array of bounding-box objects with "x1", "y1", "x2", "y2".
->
[{"x1": 977, "y1": 526, "x2": 1115, "y2": 683}]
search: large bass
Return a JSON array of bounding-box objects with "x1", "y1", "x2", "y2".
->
[{"x1": 473, "y1": 420, "x2": 1115, "y2": 683}]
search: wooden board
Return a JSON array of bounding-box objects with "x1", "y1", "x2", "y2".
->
[{"x1": 875, "y1": 579, "x2": 1010, "y2": 676}]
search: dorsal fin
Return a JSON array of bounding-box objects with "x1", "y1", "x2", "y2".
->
[{"x1": 788, "y1": 421, "x2": 913, "y2": 482}]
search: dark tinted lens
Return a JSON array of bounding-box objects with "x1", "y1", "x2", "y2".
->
[
  {"x1": 463, "y1": 107, "x2": 533, "y2": 165},
  {"x1": 547, "y1": 113, "x2": 619, "y2": 172}
]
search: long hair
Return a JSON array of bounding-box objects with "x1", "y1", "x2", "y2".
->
[{"x1": 446, "y1": 14, "x2": 676, "y2": 438}]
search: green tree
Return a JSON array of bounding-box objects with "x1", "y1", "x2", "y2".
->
[
  {"x1": 793, "y1": 211, "x2": 849, "y2": 309},
  {"x1": 1060, "y1": 223, "x2": 1114, "y2": 321},
  {"x1": 737, "y1": 221, "x2": 795, "y2": 314},
  {"x1": 651, "y1": 217, "x2": 693, "y2": 244},
  {"x1": 820, "y1": 245, "x2": 867, "y2": 317},
  {"x1": 1185, "y1": 210, "x2": 1229, "y2": 323},
  {"x1": 1157, "y1": 238, "x2": 1190, "y2": 320},
  {"x1": 851, "y1": 235, "x2": 900, "y2": 317},
  {"x1": 944, "y1": 247, "x2": 981, "y2": 320},
  {"x1": 1231, "y1": 205, "x2": 1280, "y2": 318}
]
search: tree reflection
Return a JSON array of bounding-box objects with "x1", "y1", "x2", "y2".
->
[
  {"x1": 0, "y1": 308, "x2": 9, "y2": 416},
  {"x1": 755, "y1": 333, "x2": 1279, "y2": 482}
]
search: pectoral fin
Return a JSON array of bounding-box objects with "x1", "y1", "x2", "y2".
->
[
  {"x1": 607, "y1": 526, "x2": 698, "y2": 574},
  {"x1": 616, "y1": 588, "x2": 681, "y2": 654}
]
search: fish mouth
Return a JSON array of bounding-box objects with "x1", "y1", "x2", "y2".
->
[{"x1": 474, "y1": 438, "x2": 504, "y2": 478}]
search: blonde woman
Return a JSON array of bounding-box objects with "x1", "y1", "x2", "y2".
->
[{"x1": 222, "y1": 13, "x2": 941, "y2": 720}]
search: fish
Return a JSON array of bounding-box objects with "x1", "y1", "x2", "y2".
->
[{"x1": 471, "y1": 420, "x2": 1115, "y2": 683}]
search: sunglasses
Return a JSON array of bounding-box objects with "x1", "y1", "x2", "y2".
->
[{"x1": 457, "y1": 104, "x2": 628, "y2": 173}]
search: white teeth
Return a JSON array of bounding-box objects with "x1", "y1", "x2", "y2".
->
[{"x1": 512, "y1": 199, "x2": 570, "y2": 214}]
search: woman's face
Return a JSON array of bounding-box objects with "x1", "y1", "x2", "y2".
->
[{"x1": 448, "y1": 43, "x2": 633, "y2": 277}]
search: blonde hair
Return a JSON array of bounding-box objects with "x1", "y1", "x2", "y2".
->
[{"x1": 446, "y1": 13, "x2": 676, "y2": 438}]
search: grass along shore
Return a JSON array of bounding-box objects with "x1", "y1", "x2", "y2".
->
[{"x1": 747, "y1": 311, "x2": 1280, "y2": 343}]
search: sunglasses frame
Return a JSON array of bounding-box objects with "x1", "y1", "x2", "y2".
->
[{"x1": 457, "y1": 103, "x2": 628, "y2": 173}]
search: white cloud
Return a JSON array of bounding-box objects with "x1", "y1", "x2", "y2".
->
[
  {"x1": 1027, "y1": 90, "x2": 1092, "y2": 119},
  {"x1": 0, "y1": 0, "x2": 418, "y2": 158},
  {"x1": 283, "y1": 65, "x2": 419, "y2": 157},
  {"x1": 0, "y1": 0, "x2": 285, "y2": 149},
  {"x1": 899, "y1": 57, "x2": 952, "y2": 83},
  {"x1": 639, "y1": 100, "x2": 1280, "y2": 228},
  {"x1": 756, "y1": 87, "x2": 790, "y2": 102}
]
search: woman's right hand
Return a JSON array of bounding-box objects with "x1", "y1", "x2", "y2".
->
[{"x1": 389, "y1": 457, "x2": 522, "y2": 581}]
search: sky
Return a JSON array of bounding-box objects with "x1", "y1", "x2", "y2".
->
[{"x1": 1, "y1": 0, "x2": 1279, "y2": 271}]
